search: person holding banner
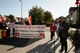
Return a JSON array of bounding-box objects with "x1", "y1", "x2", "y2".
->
[
  {"x1": 50, "y1": 20, "x2": 56, "y2": 41},
  {"x1": 2, "y1": 20, "x2": 7, "y2": 41},
  {"x1": 6, "y1": 21, "x2": 10, "y2": 39}
]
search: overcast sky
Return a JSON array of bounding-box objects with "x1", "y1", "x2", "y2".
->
[{"x1": 0, "y1": 0, "x2": 76, "y2": 19}]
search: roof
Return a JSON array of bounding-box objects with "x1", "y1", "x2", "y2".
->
[
  {"x1": 4, "y1": 15, "x2": 9, "y2": 18},
  {"x1": 16, "y1": 17, "x2": 21, "y2": 19},
  {"x1": 69, "y1": 7, "x2": 77, "y2": 13}
]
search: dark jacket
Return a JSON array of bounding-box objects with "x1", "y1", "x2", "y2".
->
[
  {"x1": 0, "y1": 22, "x2": 3, "y2": 29},
  {"x1": 3, "y1": 23, "x2": 7, "y2": 30},
  {"x1": 60, "y1": 22, "x2": 69, "y2": 38}
]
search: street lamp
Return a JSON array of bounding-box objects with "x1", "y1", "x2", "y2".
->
[{"x1": 19, "y1": 0, "x2": 23, "y2": 22}]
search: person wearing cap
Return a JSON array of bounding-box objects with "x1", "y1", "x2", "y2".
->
[{"x1": 50, "y1": 20, "x2": 56, "y2": 41}]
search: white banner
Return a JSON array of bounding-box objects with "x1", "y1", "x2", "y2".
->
[
  {"x1": 14, "y1": 25, "x2": 45, "y2": 38},
  {"x1": 7, "y1": 23, "x2": 15, "y2": 28}
]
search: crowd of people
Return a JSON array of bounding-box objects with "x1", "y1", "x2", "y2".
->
[
  {"x1": 0, "y1": 19, "x2": 26, "y2": 41},
  {"x1": 0, "y1": 20, "x2": 10, "y2": 41},
  {"x1": 50, "y1": 16, "x2": 69, "y2": 53},
  {"x1": 0, "y1": 16, "x2": 70, "y2": 53}
]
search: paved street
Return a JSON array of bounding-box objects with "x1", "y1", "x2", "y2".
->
[{"x1": 0, "y1": 27, "x2": 75, "y2": 53}]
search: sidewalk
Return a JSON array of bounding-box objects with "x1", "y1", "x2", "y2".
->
[
  {"x1": 17, "y1": 29, "x2": 75, "y2": 53},
  {"x1": 0, "y1": 27, "x2": 75, "y2": 53}
]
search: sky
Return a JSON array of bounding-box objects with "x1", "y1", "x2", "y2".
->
[{"x1": 0, "y1": 0, "x2": 76, "y2": 19}]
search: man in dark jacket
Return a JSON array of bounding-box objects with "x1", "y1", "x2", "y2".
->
[{"x1": 59, "y1": 17, "x2": 69, "y2": 53}]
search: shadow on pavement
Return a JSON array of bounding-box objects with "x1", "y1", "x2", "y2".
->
[
  {"x1": 0, "y1": 37, "x2": 41, "y2": 51},
  {"x1": 44, "y1": 39, "x2": 59, "y2": 53},
  {"x1": 25, "y1": 38, "x2": 42, "y2": 47},
  {"x1": 26, "y1": 39, "x2": 59, "y2": 53},
  {"x1": 0, "y1": 37, "x2": 30, "y2": 47},
  {"x1": 49, "y1": 42, "x2": 61, "y2": 53},
  {"x1": 27, "y1": 40, "x2": 50, "y2": 53}
]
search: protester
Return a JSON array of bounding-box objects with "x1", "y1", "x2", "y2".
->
[
  {"x1": 40, "y1": 19, "x2": 45, "y2": 25},
  {"x1": 59, "y1": 17, "x2": 69, "y2": 53},
  {"x1": 55, "y1": 20, "x2": 60, "y2": 40},
  {"x1": 6, "y1": 20, "x2": 10, "y2": 39},
  {"x1": 2, "y1": 20, "x2": 7, "y2": 41},
  {"x1": 50, "y1": 20, "x2": 56, "y2": 41},
  {"x1": 12, "y1": 20, "x2": 16, "y2": 37}
]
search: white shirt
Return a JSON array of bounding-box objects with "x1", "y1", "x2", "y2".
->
[{"x1": 55, "y1": 23, "x2": 59, "y2": 30}]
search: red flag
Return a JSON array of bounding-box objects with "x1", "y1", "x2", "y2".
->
[
  {"x1": 40, "y1": 33, "x2": 45, "y2": 38},
  {"x1": 0, "y1": 15, "x2": 3, "y2": 22},
  {"x1": 75, "y1": 1, "x2": 80, "y2": 4},
  {"x1": 28, "y1": 15, "x2": 32, "y2": 25},
  {"x1": 2, "y1": 30, "x2": 6, "y2": 38}
]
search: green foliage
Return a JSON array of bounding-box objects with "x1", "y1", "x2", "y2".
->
[
  {"x1": 71, "y1": 29, "x2": 80, "y2": 44},
  {"x1": 29, "y1": 6, "x2": 44, "y2": 25},
  {"x1": 29, "y1": 5, "x2": 53, "y2": 25},
  {"x1": 44, "y1": 11, "x2": 53, "y2": 24},
  {"x1": 9, "y1": 14, "x2": 14, "y2": 22},
  {"x1": 24, "y1": 18, "x2": 29, "y2": 25},
  {"x1": 25, "y1": 21, "x2": 29, "y2": 25}
]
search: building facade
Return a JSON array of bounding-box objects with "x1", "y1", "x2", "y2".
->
[{"x1": 66, "y1": 7, "x2": 78, "y2": 24}]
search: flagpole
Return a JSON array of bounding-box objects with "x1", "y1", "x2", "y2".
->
[{"x1": 20, "y1": 0, "x2": 23, "y2": 22}]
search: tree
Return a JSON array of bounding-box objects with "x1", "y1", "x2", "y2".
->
[
  {"x1": 76, "y1": 5, "x2": 80, "y2": 28},
  {"x1": 9, "y1": 14, "x2": 14, "y2": 22},
  {"x1": 29, "y1": 5, "x2": 54, "y2": 25},
  {"x1": 44, "y1": 11, "x2": 53, "y2": 24},
  {"x1": 24, "y1": 17, "x2": 29, "y2": 25},
  {"x1": 29, "y1": 5, "x2": 45, "y2": 25}
]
